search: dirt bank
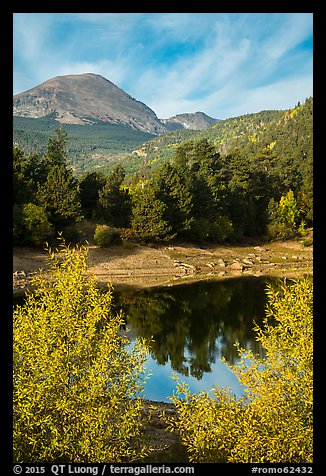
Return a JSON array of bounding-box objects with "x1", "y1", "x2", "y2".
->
[{"x1": 13, "y1": 236, "x2": 312, "y2": 295}]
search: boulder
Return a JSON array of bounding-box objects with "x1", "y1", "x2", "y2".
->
[
  {"x1": 243, "y1": 258, "x2": 254, "y2": 266},
  {"x1": 254, "y1": 246, "x2": 266, "y2": 252},
  {"x1": 230, "y1": 261, "x2": 243, "y2": 271}
]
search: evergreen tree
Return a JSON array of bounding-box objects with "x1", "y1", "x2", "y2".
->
[
  {"x1": 98, "y1": 165, "x2": 132, "y2": 228},
  {"x1": 172, "y1": 140, "x2": 233, "y2": 241},
  {"x1": 13, "y1": 147, "x2": 47, "y2": 205},
  {"x1": 37, "y1": 165, "x2": 81, "y2": 234},
  {"x1": 152, "y1": 163, "x2": 193, "y2": 237},
  {"x1": 13, "y1": 146, "x2": 31, "y2": 205},
  {"x1": 44, "y1": 127, "x2": 68, "y2": 170},
  {"x1": 131, "y1": 184, "x2": 175, "y2": 242},
  {"x1": 299, "y1": 147, "x2": 313, "y2": 224},
  {"x1": 79, "y1": 171, "x2": 107, "y2": 219}
]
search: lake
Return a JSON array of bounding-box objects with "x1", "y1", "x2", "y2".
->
[
  {"x1": 114, "y1": 276, "x2": 279, "y2": 402},
  {"x1": 13, "y1": 275, "x2": 282, "y2": 403}
]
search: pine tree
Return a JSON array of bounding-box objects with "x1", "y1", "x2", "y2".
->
[
  {"x1": 44, "y1": 128, "x2": 68, "y2": 169},
  {"x1": 131, "y1": 184, "x2": 175, "y2": 242},
  {"x1": 37, "y1": 165, "x2": 81, "y2": 234},
  {"x1": 98, "y1": 165, "x2": 132, "y2": 227},
  {"x1": 79, "y1": 172, "x2": 107, "y2": 219}
]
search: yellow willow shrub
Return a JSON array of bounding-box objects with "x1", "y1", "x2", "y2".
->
[
  {"x1": 13, "y1": 239, "x2": 149, "y2": 463},
  {"x1": 167, "y1": 278, "x2": 313, "y2": 463}
]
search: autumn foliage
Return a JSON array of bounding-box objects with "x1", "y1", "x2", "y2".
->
[
  {"x1": 13, "y1": 240, "x2": 149, "y2": 463},
  {"x1": 168, "y1": 278, "x2": 313, "y2": 463}
]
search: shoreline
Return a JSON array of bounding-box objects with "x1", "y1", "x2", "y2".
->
[{"x1": 13, "y1": 237, "x2": 313, "y2": 297}]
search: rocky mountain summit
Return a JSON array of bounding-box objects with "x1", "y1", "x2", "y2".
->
[
  {"x1": 13, "y1": 73, "x2": 167, "y2": 135},
  {"x1": 13, "y1": 73, "x2": 218, "y2": 134},
  {"x1": 161, "y1": 111, "x2": 219, "y2": 131}
]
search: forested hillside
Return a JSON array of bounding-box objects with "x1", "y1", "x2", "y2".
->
[
  {"x1": 13, "y1": 98, "x2": 312, "y2": 183},
  {"x1": 131, "y1": 109, "x2": 284, "y2": 164},
  {"x1": 121, "y1": 99, "x2": 312, "y2": 180},
  {"x1": 13, "y1": 114, "x2": 154, "y2": 175},
  {"x1": 13, "y1": 97, "x2": 312, "y2": 247}
]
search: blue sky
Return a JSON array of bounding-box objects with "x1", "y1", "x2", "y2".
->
[{"x1": 13, "y1": 13, "x2": 313, "y2": 119}]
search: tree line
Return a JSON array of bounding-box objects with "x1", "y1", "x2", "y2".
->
[
  {"x1": 13, "y1": 114, "x2": 154, "y2": 175},
  {"x1": 13, "y1": 107, "x2": 313, "y2": 247}
]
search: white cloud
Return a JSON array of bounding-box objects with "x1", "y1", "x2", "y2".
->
[
  {"x1": 235, "y1": 75, "x2": 313, "y2": 115},
  {"x1": 133, "y1": 14, "x2": 313, "y2": 118},
  {"x1": 129, "y1": 30, "x2": 252, "y2": 117},
  {"x1": 13, "y1": 13, "x2": 313, "y2": 118},
  {"x1": 13, "y1": 14, "x2": 51, "y2": 62},
  {"x1": 262, "y1": 13, "x2": 312, "y2": 63}
]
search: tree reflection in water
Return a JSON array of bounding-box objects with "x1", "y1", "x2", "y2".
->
[{"x1": 115, "y1": 277, "x2": 278, "y2": 381}]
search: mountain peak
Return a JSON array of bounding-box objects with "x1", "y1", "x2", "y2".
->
[
  {"x1": 13, "y1": 73, "x2": 220, "y2": 134},
  {"x1": 13, "y1": 73, "x2": 166, "y2": 134},
  {"x1": 161, "y1": 111, "x2": 220, "y2": 131}
]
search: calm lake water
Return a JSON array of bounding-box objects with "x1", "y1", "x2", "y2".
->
[
  {"x1": 114, "y1": 276, "x2": 279, "y2": 402},
  {"x1": 13, "y1": 275, "x2": 282, "y2": 403}
]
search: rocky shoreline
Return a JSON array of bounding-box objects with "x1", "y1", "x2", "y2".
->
[
  {"x1": 13, "y1": 237, "x2": 313, "y2": 297},
  {"x1": 139, "y1": 399, "x2": 187, "y2": 463}
]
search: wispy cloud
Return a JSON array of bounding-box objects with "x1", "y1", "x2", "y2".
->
[{"x1": 13, "y1": 13, "x2": 313, "y2": 119}]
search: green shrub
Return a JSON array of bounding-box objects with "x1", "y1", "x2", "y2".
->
[
  {"x1": 267, "y1": 191, "x2": 306, "y2": 241},
  {"x1": 13, "y1": 202, "x2": 52, "y2": 246},
  {"x1": 93, "y1": 224, "x2": 122, "y2": 247},
  {"x1": 266, "y1": 221, "x2": 295, "y2": 241},
  {"x1": 122, "y1": 239, "x2": 135, "y2": 250},
  {"x1": 189, "y1": 218, "x2": 211, "y2": 242},
  {"x1": 209, "y1": 216, "x2": 234, "y2": 242},
  {"x1": 189, "y1": 216, "x2": 233, "y2": 243}
]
